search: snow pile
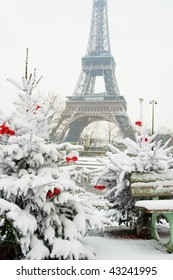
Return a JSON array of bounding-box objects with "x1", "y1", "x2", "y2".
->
[{"x1": 135, "y1": 199, "x2": 173, "y2": 211}]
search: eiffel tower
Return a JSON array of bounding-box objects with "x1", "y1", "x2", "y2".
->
[{"x1": 57, "y1": 0, "x2": 134, "y2": 142}]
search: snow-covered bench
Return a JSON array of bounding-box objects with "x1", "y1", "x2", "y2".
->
[{"x1": 130, "y1": 171, "x2": 173, "y2": 252}]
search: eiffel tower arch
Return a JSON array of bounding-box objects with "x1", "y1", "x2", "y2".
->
[{"x1": 57, "y1": 0, "x2": 135, "y2": 143}]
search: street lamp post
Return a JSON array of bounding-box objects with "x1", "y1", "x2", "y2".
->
[
  {"x1": 139, "y1": 98, "x2": 143, "y2": 125},
  {"x1": 150, "y1": 100, "x2": 157, "y2": 134}
]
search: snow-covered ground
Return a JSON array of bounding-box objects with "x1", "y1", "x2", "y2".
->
[{"x1": 84, "y1": 236, "x2": 173, "y2": 260}]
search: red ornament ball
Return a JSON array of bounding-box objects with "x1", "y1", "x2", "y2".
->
[
  {"x1": 36, "y1": 105, "x2": 41, "y2": 111},
  {"x1": 66, "y1": 157, "x2": 71, "y2": 162},
  {"x1": 47, "y1": 190, "x2": 54, "y2": 198},
  {"x1": 54, "y1": 188, "x2": 61, "y2": 195},
  {"x1": 135, "y1": 121, "x2": 142, "y2": 126},
  {"x1": 3, "y1": 127, "x2": 9, "y2": 134},
  {"x1": 0, "y1": 123, "x2": 15, "y2": 136},
  {"x1": 72, "y1": 156, "x2": 78, "y2": 162},
  {"x1": 8, "y1": 130, "x2": 15, "y2": 135},
  {"x1": 94, "y1": 185, "x2": 106, "y2": 190}
]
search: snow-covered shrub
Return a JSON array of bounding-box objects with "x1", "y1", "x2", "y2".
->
[{"x1": 94, "y1": 126, "x2": 173, "y2": 227}]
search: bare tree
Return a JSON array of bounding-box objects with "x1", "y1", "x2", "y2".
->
[
  {"x1": 103, "y1": 121, "x2": 122, "y2": 144},
  {"x1": 45, "y1": 93, "x2": 65, "y2": 140},
  {"x1": 80, "y1": 122, "x2": 100, "y2": 150},
  {"x1": 80, "y1": 121, "x2": 122, "y2": 150}
]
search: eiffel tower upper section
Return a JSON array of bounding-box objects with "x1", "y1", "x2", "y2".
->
[
  {"x1": 87, "y1": 0, "x2": 111, "y2": 56},
  {"x1": 72, "y1": 0, "x2": 120, "y2": 98}
]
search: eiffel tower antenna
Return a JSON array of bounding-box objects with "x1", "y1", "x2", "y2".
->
[
  {"x1": 56, "y1": 0, "x2": 134, "y2": 143},
  {"x1": 87, "y1": 0, "x2": 111, "y2": 55}
]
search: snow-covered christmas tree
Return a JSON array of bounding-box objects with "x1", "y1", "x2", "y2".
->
[
  {"x1": 94, "y1": 122, "x2": 173, "y2": 227},
  {"x1": 0, "y1": 51, "x2": 109, "y2": 260}
]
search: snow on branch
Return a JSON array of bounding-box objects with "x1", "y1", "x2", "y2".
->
[
  {"x1": 0, "y1": 198, "x2": 37, "y2": 235},
  {"x1": 7, "y1": 72, "x2": 43, "y2": 95}
]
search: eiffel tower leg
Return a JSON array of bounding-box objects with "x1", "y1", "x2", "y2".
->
[
  {"x1": 115, "y1": 115, "x2": 135, "y2": 139},
  {"x1": 103, "y1": 69, "x2": 120, "y2": 96},
  {"x1": 65, "y1": 118, "x2": 90, "y2": 142},
  {"x1": 74, "y1": 69, "x2": 96, "y2": 96}
]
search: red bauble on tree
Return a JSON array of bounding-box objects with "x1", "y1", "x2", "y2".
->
[
  {"x1": 8, "y1": 130, "x2": 15, "y2": 135},
  {"x1": 0, "y1": 123, "x2": 15, "y2": 136},
  {"x1": 0, "y1": 124, "x2": 6, "y2": 134},
  {"x1": 71, "y1": 156, "x2": 78, "y2": 162},
  {"x1": 93, "y1": 185, "x2": 106, "y2": 190},
  {"x1": 36, "y1": 105, "x2": 41, "y2": 111},
  {"x1": 54, "y1": 188, "x2": 61, "y2": 195},
  {"x1": 4, "y1": 127, "x2": 9, "y2": 134},
  {"x1": 66, "y1": 157, "x2": 71, "y2": 162},
  {"x1": 66, "y1": 156, "x2": 78, "y2": 162},
  {"x1": 135, "y1": 121, "x2": 142, "y2": 126},
  {"x1": 47, "y1": 188, "x2": 61, "y2": 198},
  {"x1": 47, "y1": 190, "x2": 54, "y2": 198}
]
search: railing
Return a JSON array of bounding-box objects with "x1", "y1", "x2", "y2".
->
[{"x1": 67, "y1": 95, "x2": 125, "y2": 102}]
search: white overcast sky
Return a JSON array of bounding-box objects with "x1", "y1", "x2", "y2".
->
[{"x1": 0, "y1": 0, "x2": 173, "y2": 131}]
